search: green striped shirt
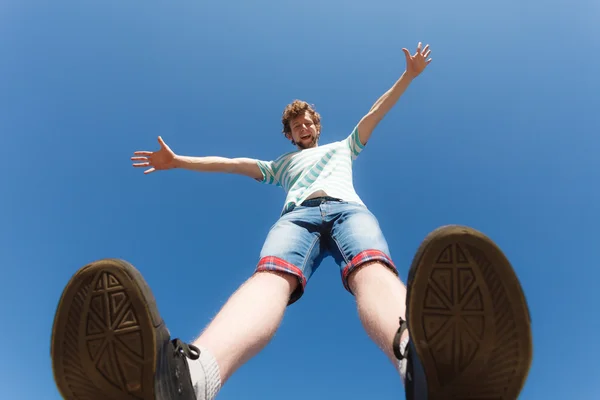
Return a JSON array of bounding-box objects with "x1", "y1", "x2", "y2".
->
[{"x1": 257, "y1": 126, "x2": 365, "y2": 214}]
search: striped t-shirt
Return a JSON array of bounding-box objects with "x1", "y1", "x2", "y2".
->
[{"x1": 256, "y1": 126, "x2": 365, "y2": 214}]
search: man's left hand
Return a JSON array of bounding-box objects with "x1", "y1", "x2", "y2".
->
[{"x1": 402, "y1": 42, "x2": 432, "y2": 79}]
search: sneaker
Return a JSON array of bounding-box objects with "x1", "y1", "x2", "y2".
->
[
  {"x1": 51, "y1": 258, "x2": 200, "y2": 400},
  {"x1": 395, "y1": 225, "x2": 533, "y2": 399}
]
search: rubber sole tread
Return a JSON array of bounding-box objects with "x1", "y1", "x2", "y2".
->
[{"x1": 406, "y1": 225, "x2": 532, "y2": 399}]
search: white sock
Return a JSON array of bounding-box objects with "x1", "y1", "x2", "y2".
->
[
  {"x1": 396, "y1": 337, "x2": 409, "y2": 382},
  {"x1": 186, "y1": 346, "x2": 221, "y2": 400}
]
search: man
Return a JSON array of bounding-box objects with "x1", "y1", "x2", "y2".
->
[{"x1": 50, "y1": 43, "x2": 532, "y2": 399}]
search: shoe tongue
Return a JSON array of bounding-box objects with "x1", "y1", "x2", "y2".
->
[
  {"x1": 158, "y1": 340, "x2": 196, "y2": 399},
  {"x1": 173, "y1": 350, "x2": 196, "y2": 398}
]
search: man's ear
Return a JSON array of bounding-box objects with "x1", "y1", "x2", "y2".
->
[{"x1": 285, "y1": 132, "x2": 296, "y2": 145}]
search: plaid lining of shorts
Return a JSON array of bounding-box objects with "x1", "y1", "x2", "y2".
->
[
  {"x1": 341, "y1": 249, "x2": 397, "y2": 292},
  {"x1": 256, "y1": 256, "x2": 307, "y2": 289}
]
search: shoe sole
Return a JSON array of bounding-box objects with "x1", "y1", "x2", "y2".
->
[
  {"x1": 51, "y1": 259, "x2": 169, "y2": 400},
  {"x1": 406, "y1": 226, "x2": 532, "y2": 399}
]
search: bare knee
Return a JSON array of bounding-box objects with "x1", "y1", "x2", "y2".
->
[
  {"x1": 252, "y1": 270, "x2": 300, "y2": 298},
  {"x1": 347, "y1": 262, "x2": 404, "y2": 296}
]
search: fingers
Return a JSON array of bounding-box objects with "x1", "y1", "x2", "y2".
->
[
  {"x1": 407, "y1": 43, "x2": 431, "y2": 60},
  {"x1": 416, "y1": 43, "x2": 431, "y2": 59},
  {"x1": 132, "y1": 140, "x2": 166, "y2": 175},
  {"x1": 417, "y1": 43, "x2": 432, "y2": 64},
  {"x1": 132, "y1": 151, "x2": 151, "y2": 167},
  {"x1": 423, "y1": 44, "x2": 432, "y2": 64},
  {"x1": 131, "y1": 154, "x2": 150, "y2": 165},
  {"x1": 131, "y1": 158, "x2": 156, "y2": 175}
]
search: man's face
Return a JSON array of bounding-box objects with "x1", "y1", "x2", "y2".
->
[{"x1": 287, "y1": 111, "x2": 319, "y2": 150}]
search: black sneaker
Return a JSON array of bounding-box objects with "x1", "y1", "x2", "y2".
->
[
  {"x1": 395, "y1": 225, "x2": 533, "y2": 399},
  {"x1": 51, "y1": 259, "x2": 200, "y2": 400}
]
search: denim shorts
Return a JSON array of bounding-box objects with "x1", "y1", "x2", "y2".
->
[{"x1": 255, "y1": 197, "x2": 397, "y2": 305}]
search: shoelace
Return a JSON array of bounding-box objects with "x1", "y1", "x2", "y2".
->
[
  {"x1": 172, "y1": 338, "x2": 201, "y2": 361},
  {"x1": 393, "y1": 317, "x2": 408, "y2": 360}
]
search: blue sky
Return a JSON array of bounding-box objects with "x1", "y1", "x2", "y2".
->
[{"x1": 1, "y1": 0, "x2": 599, "y2": 399}]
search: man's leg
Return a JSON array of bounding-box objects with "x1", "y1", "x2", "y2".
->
[
  {"x1": 186, "y1": 205, "x2": 323, "y2": 397},
  {"x1": 325, "y1": 201, "x2": 407, "y2": 376},
  {"x1": 191, "y1": 270, "x2": 298, "y2": 385},
  {"x1": 347, "y1": 262, "x2": 408, "y2": 370}
]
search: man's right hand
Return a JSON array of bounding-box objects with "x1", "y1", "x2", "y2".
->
[{"x1": 131, "y1": 136, "x2": 178, "y2": 174}]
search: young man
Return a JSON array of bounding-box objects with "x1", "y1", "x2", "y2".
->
[{"x1": 51, "y1": 43, "x2": 532, "y2": 399}]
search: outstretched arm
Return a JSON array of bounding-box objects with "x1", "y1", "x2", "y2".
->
[
  {"x1": 173, "y1": 155, "x2": 263, "y2": 179},
  {"x1": 131, "y1": 136, "x2": 263, "y2": 180},
  {"x1": 356, "y1": 42, "x2": 432, "y2": 146}
]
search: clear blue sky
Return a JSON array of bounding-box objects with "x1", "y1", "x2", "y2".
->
[{"x1": 1, "y1": 0, "x2": 599, "y2": 399}]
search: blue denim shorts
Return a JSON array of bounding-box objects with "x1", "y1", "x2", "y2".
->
[{"x1": 255, "y1": 197, "x2": 397, "y2": 305}]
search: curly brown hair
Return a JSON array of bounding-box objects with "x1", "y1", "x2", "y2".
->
[{"x1": 281, "y1": 100, "x2": 321, "y2": 144}]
